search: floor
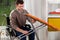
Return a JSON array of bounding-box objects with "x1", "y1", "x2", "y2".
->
[{"x1": 0, "y1": 26, "x2": 60, "y2": 40}]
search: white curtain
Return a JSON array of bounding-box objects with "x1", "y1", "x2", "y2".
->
[
  {"x1": 24, "y1": 0, "x2": 48, "y2": 20},
  {"x1": 24, "y1": 0, "x2": 48, "y2": 40}
]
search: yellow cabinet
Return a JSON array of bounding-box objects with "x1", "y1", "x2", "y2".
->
[{"x1": 48, "y1": 17, "x2": 60, "y2": 31}]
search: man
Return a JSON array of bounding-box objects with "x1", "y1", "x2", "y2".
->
[{"x1": 10, "y1": 0, "x2": 35, "y2": 40}]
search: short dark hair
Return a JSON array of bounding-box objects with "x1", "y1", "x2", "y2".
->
[{"x1": 16, "y1": 0, "x2": 24, "y2": 5}]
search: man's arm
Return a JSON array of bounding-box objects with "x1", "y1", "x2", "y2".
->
[
  {"x1": 31, "y1": 19, "x2": 36, "y2": 23},
  {"x1": 10, "y1": 12, "x2": 28, "y2": 34}
]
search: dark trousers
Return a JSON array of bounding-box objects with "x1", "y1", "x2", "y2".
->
[{"x1": 15, "y1": 26, "x2": 35, "y2": 40}]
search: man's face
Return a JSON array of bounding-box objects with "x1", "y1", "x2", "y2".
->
[{"x1": 16, "y1": 4, "x2": 24, "y2": 10}]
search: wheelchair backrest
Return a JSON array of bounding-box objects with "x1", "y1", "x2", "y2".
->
[{"x1": 6, "y1": 16, "x2": 10, "y2": 27}]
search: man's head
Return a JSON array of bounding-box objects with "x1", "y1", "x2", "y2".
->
[{"x1": 16, "y1": 0, "x2": 24, "y2": 10}]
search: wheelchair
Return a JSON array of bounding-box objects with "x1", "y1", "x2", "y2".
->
[
  {"x1": 3, "y1": 14, "x2": 46, "y2": 40},
  {"x1": 6, "y1": 16, "x2": 31, "y2": 40}
]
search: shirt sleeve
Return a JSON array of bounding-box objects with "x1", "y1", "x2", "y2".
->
[{"x1": 10, "y1": 11, "x2": 18, "y2": 29}]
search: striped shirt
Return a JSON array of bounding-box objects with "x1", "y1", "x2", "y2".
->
[{"x1": 10, "y1": 9, "x2": 32, "y2": 29}]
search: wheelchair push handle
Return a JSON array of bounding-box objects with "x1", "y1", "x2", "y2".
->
[{"x1": 2, "y1": 14, "x2": 7, "y2": 17}]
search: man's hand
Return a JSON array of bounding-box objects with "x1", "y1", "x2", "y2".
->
[
  {"x1": 22, "y1": 30, "x2": 29, "y2": 35},
  {"x1": 15, "y1": 27, "x2": 29, "y2": 35},
  {"x1": 32, "y1": 19, "x2": 36, "y2": 23}
]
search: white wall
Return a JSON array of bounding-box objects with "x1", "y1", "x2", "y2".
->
[
  {"x1": 48, "y1": 32, "x2": 60, "y2": 40},
  {"x1": 48, "y1": 0, "x2": 60, "y2": 4}
]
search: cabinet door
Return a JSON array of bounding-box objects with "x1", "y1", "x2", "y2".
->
[{"x1": 48, "y1": 17, "x2": 60, "y2": 31}]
